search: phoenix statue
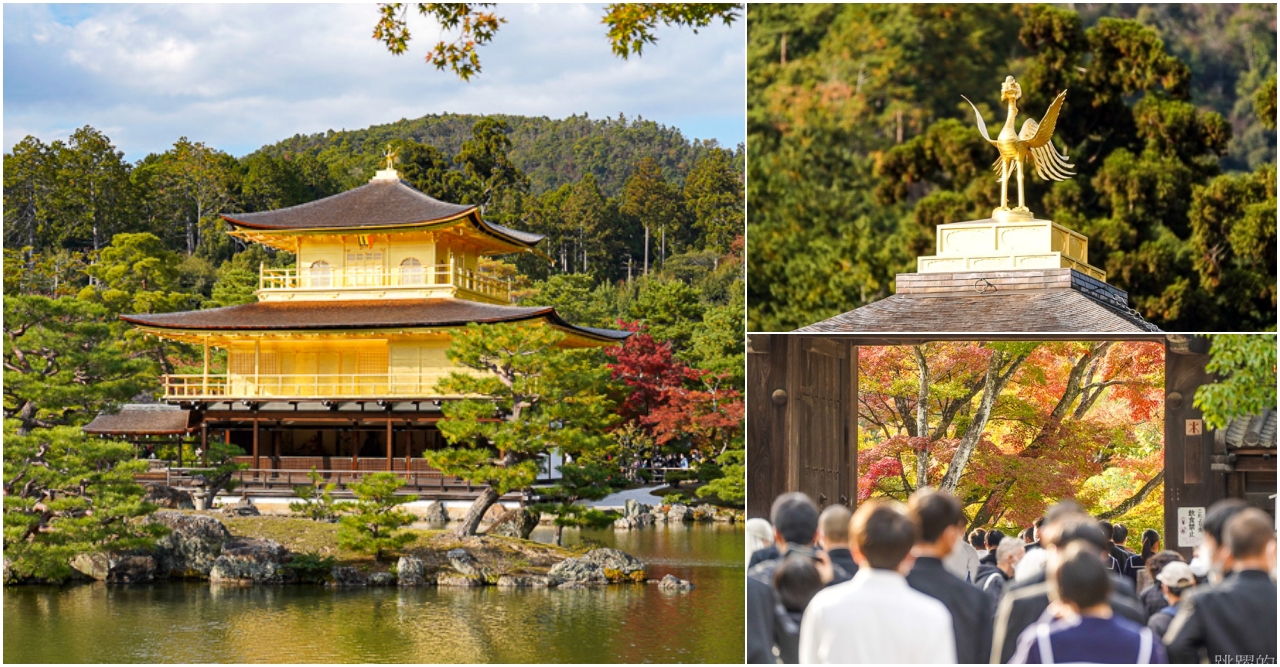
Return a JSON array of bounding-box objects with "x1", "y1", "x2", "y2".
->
[{"x1": 962, "y1": 76, "x2": 1074, "y2": 220}]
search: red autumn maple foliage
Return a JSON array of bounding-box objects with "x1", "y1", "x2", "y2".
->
[{"x1": 606, "y1": 321, "x2": 744, "y2": 456}]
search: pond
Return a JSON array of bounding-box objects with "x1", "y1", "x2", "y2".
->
[{"x1": 3, "y1": 523, "x2": 744, "y2": 664}]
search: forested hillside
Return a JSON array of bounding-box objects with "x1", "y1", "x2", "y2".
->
[
  {"x1": 747, "y1": 3, "x2": 1276, "y2": 332},
  {"x1": 259, "y1": 112, "x2": 736, "y2": 196}
]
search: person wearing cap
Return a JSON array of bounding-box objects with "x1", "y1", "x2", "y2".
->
[{"x1": 1147, "y1": 561, "x2": 1196, "y2": 639}]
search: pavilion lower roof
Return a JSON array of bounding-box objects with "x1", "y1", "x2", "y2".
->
[
  {"x1": 797, "y1": 269, "x2": 1161, "y2": 333},
  {"x1": 83, "y1": 405, "x2": 194, "y2": 435},
  {"x1": 120, "y1": 298, "x2": 631, "y2": 342},
  {"x1": 221, "y1": 178, "x2": 544, "y2": 247}
]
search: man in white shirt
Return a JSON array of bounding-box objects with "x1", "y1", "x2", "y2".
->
[{"x1": 798, "y1": 499, "x2": 956, "y2": 664}]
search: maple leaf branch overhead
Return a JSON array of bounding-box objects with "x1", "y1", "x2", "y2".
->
[{"x1": 373, "y1": 3, "x2": 742, "y2": 81}]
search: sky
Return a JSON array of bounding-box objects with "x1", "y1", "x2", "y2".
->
[{"x1": 4, "y1": 3, "x2": 746, "y2": 161}]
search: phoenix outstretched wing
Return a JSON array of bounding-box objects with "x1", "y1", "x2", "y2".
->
[
  {"x1": 961, "y1": 95, "x2": 998, "y2": 146},
  {"x1": 1025, "y1": 90, "x2": 1067, "y2": 149}
]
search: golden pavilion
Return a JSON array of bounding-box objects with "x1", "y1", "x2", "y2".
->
[{"x1": 114, "y1": 164, "x2": 629, "y2": 496}]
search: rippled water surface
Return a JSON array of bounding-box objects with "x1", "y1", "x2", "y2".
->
[{"x1": 4, "y1": 524, "x2": 743, "y2": 663}]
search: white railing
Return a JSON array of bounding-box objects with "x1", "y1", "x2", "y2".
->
[
  {"x1": 259, "y1": 263, "x2": 510, "y2": 301},
  {"x1": 161, "y1": 373, "x2": 456, "y2": 400}
]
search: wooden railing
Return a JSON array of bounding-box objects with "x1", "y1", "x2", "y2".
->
[
  {"x1": 259, "y1": 263, "x2": 510, "y2": 301},
  {"x1": 152, "y1": 465, "x2": 523, "y2": 499},
  {"x1": 160, "y1": 372, "x2": 454, "y2": 400}
]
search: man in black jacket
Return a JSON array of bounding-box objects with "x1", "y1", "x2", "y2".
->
[
  {"x1": 991, "y1": 509, "x2": 1147, "y2": 663},
  {"x1": 817, "y1": 504, "x2": 857, "y2": 581},
  {"x1": 1165, "y1": 506, "x2": 1277, "y2": 664},
  {"x1": 905, "y1": 489, "x2": 992, "y2": 664}
]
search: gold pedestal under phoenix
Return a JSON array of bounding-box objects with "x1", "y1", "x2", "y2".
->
[{"x1": 962, "y1": 76, "x2": 1075, "y2": 222}]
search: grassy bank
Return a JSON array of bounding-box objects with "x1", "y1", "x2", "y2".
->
[{"x1": 220, "y1": 514, "x2": 574, "y2": 576}]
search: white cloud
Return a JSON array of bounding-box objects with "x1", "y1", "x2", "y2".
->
[{"x1": 4, "y1": 3, "x2": 746, "y2": 160}]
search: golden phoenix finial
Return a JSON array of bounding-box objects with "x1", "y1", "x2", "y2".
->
[
  {"x1": 383, "y1": 144, "x2": 399, "y2": 171},
  {"x1": 962, "y1": 76, "x2": 1074, "y2": 221}
]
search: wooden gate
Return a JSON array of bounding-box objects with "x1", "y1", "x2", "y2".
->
[{"x1": 747, "y1": 335, "x2": 857, "y2": 517}]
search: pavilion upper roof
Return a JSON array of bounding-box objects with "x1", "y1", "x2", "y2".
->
[{"x1": 221, "y1": 177, "x2": 544, "y2": 248}]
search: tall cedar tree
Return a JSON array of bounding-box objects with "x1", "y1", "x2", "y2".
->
[{"x1": 432, "y1": 323, "x2": 616, "y2": 537}]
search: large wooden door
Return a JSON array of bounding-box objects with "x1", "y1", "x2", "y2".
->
[{"x1": 787, "y1": 337, "x2": 857, "y2": 511}]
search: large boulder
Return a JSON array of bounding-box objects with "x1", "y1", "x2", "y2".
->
[
  {"x1": 367, "y1": 572, "x2": 396, "y2": 586},
  {"x1": 657, "y1": 573, "x2": 694, "y2": 592},
  {"x1": 208, "y1": 538, "x2": 292, "y2": 584},
  {"x1": 330, "y1": 566, "x2": 367, "y2": 586},
  {"x1": 624, "y1": 499, "x2": 652, "y2": 518},
  {"x1": 583, "y1": 548, "x2": 646, "y2": 582},
  {"x1": 446, "y1": 548, "x2": 483, "y2": 576},
  {"x1": 437, "y1": 573, "x2": 485, "y2": 587},
  {"x1": 143, "y1": 485, "x2": 195, "y2": 510},
  {"x1": 667, "y1": 504, "x2": 692, "y2": 523},
  {"x1": 421, "y1": 501, "x2": 449, "y2": 524},
  {"x1": 146, "y1": 511, "x2": 233, "y2": 578},
  {"x1": 614, "y1": 513, "x2": 655, "y2": 530},
  {"x1": 69, "y1": 553, "x2": 157, "y2": 583},
  {"x1": 486, "y1": 508, "x2": 539, "y2": 540},
  {"x1": 396, "y1": 556, "x2": 427, "y2": 586},
  {"x1": 547, "y1": 557, "x2": 607, "y2": 585},
  {"x1": 497, "y1": 574, "x2": 557, "y2": 588},
  {"x1": 691, "y1": 504, "x2": 717, "y2": 522}
]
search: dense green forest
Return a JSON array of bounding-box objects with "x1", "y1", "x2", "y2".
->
[
  {"x1": 747, "y1": 3, "x2": 1277, "y2": 332},
  {"x1": 262, "y1": 112, "x2": 735, "y2": 197}
]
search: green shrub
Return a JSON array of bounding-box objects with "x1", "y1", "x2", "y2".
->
[
  {"x1": 662, "y1": 492, "x2": 686, "y2": 505},
  {"x1": 289, "y1": 468, "x2": 349, "y2": 521},
  {"x1": 283, "y1": 552, "x2": 337, "y2": 583},
  {"x1": 336, "y1": 472, "x2": 417, "y2": 562}
]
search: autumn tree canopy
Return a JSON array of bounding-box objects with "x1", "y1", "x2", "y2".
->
[{"x1": 857, "y1": 341, "x2": 1166, "y2": 534}]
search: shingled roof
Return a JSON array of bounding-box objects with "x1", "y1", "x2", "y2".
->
[
  {"x1": 122, "y1": 299, "x2": 630, "y2": 342},
  {"x1": 84, "y1": 404, "x2": 194, "y2": 435},
  {"x1": 797, "y1": 269, "x2": 1160, "y2": 333},
  {"x1": 221, "y1": 178, "x2": 544, "y2": 247}
]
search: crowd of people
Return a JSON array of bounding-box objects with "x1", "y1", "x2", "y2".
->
[{"x1": 747, "y1": 490, "x2": 1277, "y2": 664}]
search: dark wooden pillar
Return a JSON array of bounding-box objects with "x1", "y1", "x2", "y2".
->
[
  {"x1": 747, "y1": 334, "x2": 788, "y2": 518},
  {"x1": 252, "y1": 415, "x2": 260, "y2": 478},
  {"x1": 201, "y1": 423, "x2": 208, "y2": 467},
  {"x1": 351, "y1": 428, "x2": 359, "y2": 472},
  {"x1": 404, "y1": 429, "x2": 412, "y2": 470},
  {"x1": 177, "y1": 435, "x2": 183, "y2": 468},
  {"x1": 386, "y1": 419, "x2": 393, "y2": 472},
  {"x1": 273, "y1": 427, "x2": 281, "y2": 472},
  {"x1": 1164, "y1": 337, "x2": 1221, "y2": 560}
]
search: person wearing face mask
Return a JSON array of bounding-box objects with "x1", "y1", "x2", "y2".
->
[{"x1": 1164, "y1": 506, "x2": 1277, "y2": 664}]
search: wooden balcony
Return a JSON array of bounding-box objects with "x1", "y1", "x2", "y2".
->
[
  {"x1": 160, "y1": 372, "x2": 459, "y2": 401},
  {"x1": 258, "y1": 263, "x2": 511, "y2": 303}
]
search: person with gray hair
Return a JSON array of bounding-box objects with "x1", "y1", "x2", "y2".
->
[{"x1": 976, "y1": 532, "x2": 1026, "y2": 611}]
